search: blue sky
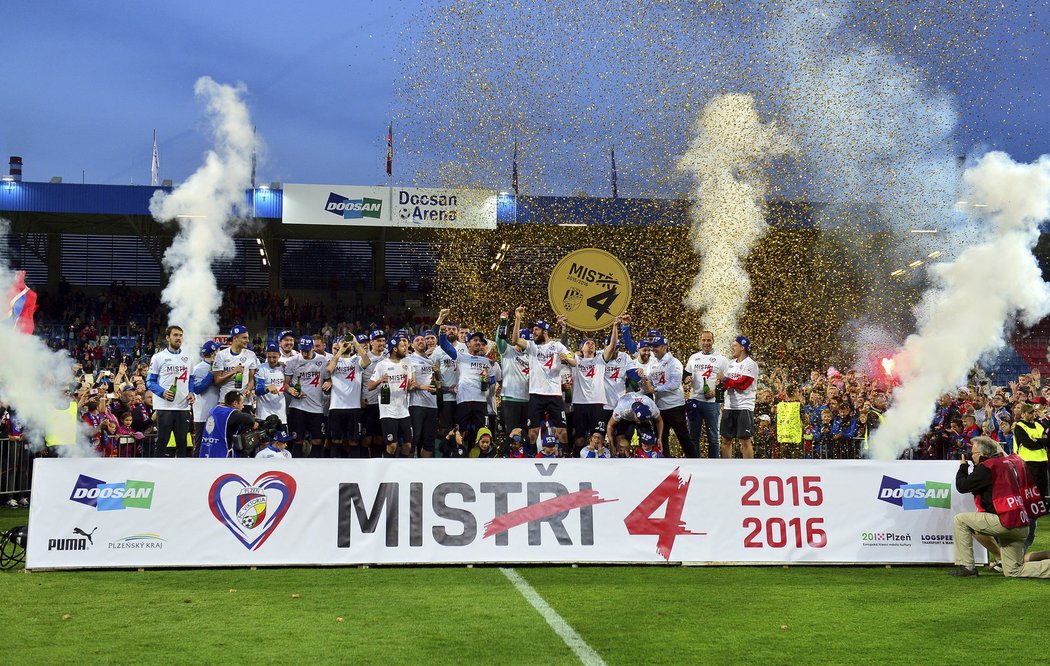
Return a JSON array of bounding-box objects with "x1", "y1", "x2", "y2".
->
[{"x1": 1, "y1": 1, "x2": 1047, "y2": 193}]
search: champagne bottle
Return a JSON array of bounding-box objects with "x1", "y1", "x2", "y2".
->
[
  {"x1": 702, "y1": 375, "x2": 711, "y2": 399},
  {"x1": 562, "y1": 381, "x2": 572, "y2": 403},
  {"x1": 293, "y1": 379, "x2": 302, "y2": 399},
  {"x1": 167, "y1": 378, "x2": 178, "y2": 401},
  {"x1": 715, "y1": 381, "x2": 725, "y2": 404},
  {"x1": 380, "y1": 382, "x2": 391, "y2": 405},
  {"x1": 480, "y1": 368, "x2": 489, "y2": 392},
  {"x1": 497, "y1": 315, "x2": 509, "y2": 340},
  {"x1": 234, "y1": 370, "x2": 243, "y2": 390}
]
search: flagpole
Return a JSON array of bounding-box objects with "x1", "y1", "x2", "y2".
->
[{"x1": 386, "y1": 121, "x2": 393, "y2": 223}]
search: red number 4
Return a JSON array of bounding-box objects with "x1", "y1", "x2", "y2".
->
[{"x1": 624, "y1": 467, "x2": 703, "y2": 561}]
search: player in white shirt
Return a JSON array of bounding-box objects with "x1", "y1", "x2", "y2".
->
[
  {"x1": 406, "y1": 331, "x2": 439, "y2": 458},
  {"x1": 254, "y1": 344, "x2": 288, "y2": 426},
  {"x1": 146, "y1": 325, "x2": 195, "y2": 457},
  {"x1": 430, "y1": 320, "x2": 459, "y2": 448},
  {"x1": 435, "y1": 309, "x2": 496, "y2": 456},
  {"x1": 212, "y1": 324, "x2": 259, "y2": 405},
  {"x1": 721, "y1": 335, "x2": 760, "y2": 459},
  {"x1": 311, "y1": 334, "x2": 333, "y2": 445},
  {"x1": 646, "y1": 334, "x2": 692, "y2": 458},
  {"x1": 511, "y1": 305, "x2": 577, "y2": 452},
  {"x1": 498, "y1": 319, "x2": 532, "y2": 454},
  {"x1": 605, "y1": 392, "x2": 663, "y2": 451},
  {"x1": 602, "y1": 316, "x2": 637, "y2": 435},
  {"x1": 284, "y1": 336, "x2": 331, "y2": 457},
  {"x1": 326, "y1": 334, "x2": 371, "y2": 458},
  {"x1": 190, "y1": 340, "x2": 221, "y2": 454},
  {"x1": 683, "y1": 330, "x2": 729, "y2": 458},
  {"x1": 360, "y1": 329, "x2": 388, "y2": 457},
  {"x1": 571, "y1": 319, "x2": 620, "y2": 453},
  {"x1": 276, "y1": 330, "x2": 300, "y2": 369},
  {"x1": 367, "y1": 334, "x2": 415, "y2": 457}
]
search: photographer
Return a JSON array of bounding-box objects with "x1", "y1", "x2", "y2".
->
[
  {"x1": 950, "y1": 436, "x2": 1050, "y2": 578},
  {"x1": 198, "y1": 391, "x2": 257, "y2": 459}
]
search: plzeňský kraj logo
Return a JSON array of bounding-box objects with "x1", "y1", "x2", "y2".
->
[
  {"x1": 326, "y1": 192, "x2": 381, "y2": 220},
  {"x1": 48, "y1": 526, "x2": 98, "y2": 551},
  {"x1": 69, "y1": 474, "x2": 155, "y2": 511},
  {"x1": 109, "y1": 534, "x2": 166, "y2": 550},
  {"x1": 209, "y1": 471, "x2": 296, "y2": 551},
  {"x1": 877, "y1": 476, "x2": 951, "y2": 510}
]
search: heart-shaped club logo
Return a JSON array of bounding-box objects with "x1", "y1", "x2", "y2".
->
[{"x1": 208, "y1": 471, "x2": 297, "y2": 550}]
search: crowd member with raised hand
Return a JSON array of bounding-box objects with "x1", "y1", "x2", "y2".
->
[
  {"x1": 255, "y1": 343, "x2": 289, "y2": 428},
  {"x1": 368, "y1": 333, "x2": 415, "y2": 458},
  {"x1": 511, "y1": 305, "x2": 577, "y2": 453},
  {"x1": 430, "y1": 315, "x2": 459, "y2": 455},
  {"x1": 284, "y1": 336, "x2": 329, "y2": 457},
  {"x1": 720, "y1": 336, "x2": 759, "y2": 459},
  {"x1": 684, "y1": 330, "x2": 728, "y2": 459},
  {"x1": 146, "y1": 325, "x2": 194, "y2": 457},
  {"x1": 602, "y1": 314, "x2": 636, "y2": 441},
  {"x1": 405, "y1": 331, "x2": 438, "y2": 458},
  {"x1": 190, "y1": 340, "x2": 221, "y2": 453},
  {"x1": 435, "y1": 308, "x2": 496, "y2": 457},
  {"x1": 569, "y1": 322, "x2": 619, "y2": 454}
]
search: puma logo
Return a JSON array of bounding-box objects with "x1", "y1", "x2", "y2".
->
[{"x1": 73, "y1": 526, "x2": 98, "y2": 545}]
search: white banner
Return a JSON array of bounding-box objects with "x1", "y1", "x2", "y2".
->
[
  {"x1": 281, "y1": 183, "x2": 498, "y2": 229},
  {"x1": 26, "y1": 459, "x2": 978, "y2": 570}
]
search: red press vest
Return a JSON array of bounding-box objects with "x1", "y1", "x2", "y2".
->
[{"x1": 975, "y1": 454, "x2": 1046, "y2": 528}]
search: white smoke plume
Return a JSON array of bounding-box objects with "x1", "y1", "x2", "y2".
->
[
  {"x1": 677, "y1": 94, "x2": 794, "y2": 348},
  {"x1": 150, "y1": 77, "x2": 257, "y2": 355},
  {"x1": 869, "y1": 152, "x2": 1050, "y2": 460},
  {"x1": 0, "y1": 222, "x2": 94, "y2": 457}
]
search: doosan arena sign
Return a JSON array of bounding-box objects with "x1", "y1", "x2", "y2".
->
[{"x1": 283, "y1": 184, "x2": 497, "y2": 229}]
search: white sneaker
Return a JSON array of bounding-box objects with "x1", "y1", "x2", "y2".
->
[
  {"x1": 4, "y1": 499, "x2": 18, "y2": 509},
  {"x1": 18, "y1": 498, "x2": 29, "y2": 508}
]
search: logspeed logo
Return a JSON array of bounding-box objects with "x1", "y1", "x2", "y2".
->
[
  {"x1": 69, "y1": 474, "x2": 155, "y2": 511},
  {"x1": 877, "y1": 476, "x2": 951, "y2": 510},
  {"x1": 326, "y1": 192, "x2": 382, "y2": 219},
  {"x1": 920, "y1": 534, "x2": 954, "y2": 545}
]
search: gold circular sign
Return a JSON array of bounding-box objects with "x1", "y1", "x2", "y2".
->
[{"x1": 548, "y1": 248, "x2": 632, "y2": 331}]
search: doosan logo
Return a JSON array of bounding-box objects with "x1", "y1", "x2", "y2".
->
[
  {"x1": 69, "y1": 474, "x2": 155, "y2": 511},
  {"x1": 326, "y1": 192, "x2": 382, "y2": 220},
  {"x1": 877, "y1": 476, "x2": 951, "y2": 511}
]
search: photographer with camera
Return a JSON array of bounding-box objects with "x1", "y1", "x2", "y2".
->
[
  {"x1": 950, "y1": 436, "x2": 1050, "y2": 578},
  {"x1": 198, "y1": 391, "x2": 258, "y2": 459}
]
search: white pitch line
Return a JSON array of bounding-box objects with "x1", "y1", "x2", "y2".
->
[{"x1": 500, "y1": 567, "x2": 607, "y2": 666}]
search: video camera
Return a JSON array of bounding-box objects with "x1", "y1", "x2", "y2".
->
[{"x1": 233, "y1": 414, "x2": 284, "y2": 454}]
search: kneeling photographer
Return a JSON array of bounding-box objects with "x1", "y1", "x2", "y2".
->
[{"x1": 198, "y1": 391, "x2": 259, "y2": 458}]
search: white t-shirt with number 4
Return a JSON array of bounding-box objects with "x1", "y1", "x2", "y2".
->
[
  {"x1": 372, "y1": 358, "x2": 413, "y2": 420},
  {"x1": 527, "y1": 340, "x2": 570, "y2": 396},
  {"x1": 685, "y1": 352, "x2": 728, "y2": 403},
  {"x1": 572, "y1": 354, "x2": 607, "y2": 405}
]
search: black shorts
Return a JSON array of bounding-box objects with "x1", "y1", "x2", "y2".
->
[
  {"x1": 288, "y1": 407, "x2": 324, "y2": 441},
  {"x1": 363, "y1": 403, "x2": 382, "y2": 437},
  {"x1": 329, "y1": 408, "x2": 363, "y2": 441},
  {"x1": 572, "y1": 403, "x2": 606, "y2": 436},
  {"x1": 528, "y1": 394, "x2": 567, "y2": 429},
  {"x1": 721, "y1": 409, "x2": 754, "y2": 440},
  {"x1": 437, "y1": 397, "x2": 456, "y2": 432},
  {"x1": 381, "y1": 416, "x2": 413, "y2": 446},
  {"x1": 501, "y1": 400, "x2": 529, "y2": 434},
  {"x1": 410, "y1": 405, "x2": 438, "y2": 451},
  {"x1": 455, "y1": 401, "x2": 488, "y2": 434}
]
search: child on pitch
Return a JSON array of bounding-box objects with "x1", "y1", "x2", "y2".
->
[
  {"x1": 580, "y1": 429, "x2": 611, "y2": 458},
  {"x1": 505, "y1": 428, "x2": 527, "y2": 458},
  {"x1": 535, "y1": 432, "x2": 560, "y2": 458},
  {"x1": 634, "y1": 428, "x2": 663, "y2": 458},
  {"x1": 256, "y1": 428, "x2": 295, "y2": 459},
  {"x1": 469, "y1": 427, "x2": 499, "y2": 458}
]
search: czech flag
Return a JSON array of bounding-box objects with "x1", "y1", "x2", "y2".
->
[{"x1": 6, "y1": 271, "x2": 37, "y2": 334}]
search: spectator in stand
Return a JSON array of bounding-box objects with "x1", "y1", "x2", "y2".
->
[
  {"x1": 114, "y1": 411, "x2": 143, "y2": 457},
  {"x1": 813, "y1": 408, "x2": 834, "y2": 458},
  {"x1": 830, "y1": 402, "x2": 858, "y2": 459},
  {"x1": 753, "y1": 414, "x2": 776, "y2": 458}
]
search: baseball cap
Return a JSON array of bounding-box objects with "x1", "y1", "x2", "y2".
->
[
  {"x1": 638, "y1": 338, "x2": 653, "y2": 349},
  {"x1": 298, "y1": 336, "x2": 314, "y2": 351},
  {"x1": 230, "y1": 324, "x2": 248, "y2": 337},
  {"x1": 540, "y1": 433, "x2": 559, "y2": 448},
  {"x1": 532, "y1": 320, "x2": 551, "y2": 332},
  {"x1": 631, "y1": 401, "x2": 654, "y2": 421},
  {"x1": 201, "y1": 340, "x2": 220, "y2": 356},
  {"x1": 271, "y1": 429, "x2": 295, "y2": 443},
  {"x1": 370, "y1": 329, "x2": 386, "y2": 341},
  {"x1": 519, "y1": 329, "x2": 533, "y2": 341},
  {"x1": 265, "y1": 343, "x2": 279, "y2": 353},
  {"x1": 637, "y1": 427, "x2": 658, "y2": 447},
  {"x1": 279, "y1": 330, "x2": 295, "y2": 341},
  {"x1": 579, "y1": 338, "x2": 594, "y2": 351},
  {"x1": 759, "y1": 414, "x2": 771, "y2": 422},
  {"x1": 647, "y1": 328, "x2": 662, "y2": 337},
  {"x1": 468, "y1": 331, "x2": 488, "y2": 345},
  {"x1": 422, "y1": 329, "x2": 437, "y2": 338},
  {"x1": 356, "y1": 333, "x2": 369, "y2": 344},
  {"x1": 735, "y1": 335, "x2": 751, "y2": 352},
  {"x1": 651, "y1": 335, "x2": 668, "y2": 347}
]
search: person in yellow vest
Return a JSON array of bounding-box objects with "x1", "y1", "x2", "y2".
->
[
  {"x1": 774, "y1": 386, "x2": 803, "y2": 459},
  {"x1": 1012, "y1": 403, "x2": 1047, "y2": 551},
  {"x1": 45, "y1": 389, "x2": 83, "y2": 454}
]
